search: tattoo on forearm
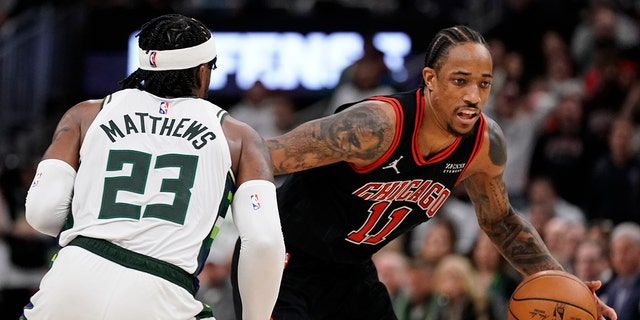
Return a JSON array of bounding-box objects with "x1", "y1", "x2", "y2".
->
[
  {"x1": 485, "y1": 209, "x2": 562, "y2": 274},
  {"x1": 267, "y1": 133, "x2": 324, "y2": 174},
  {"x1": 466, "y1": 175, "x2": 507, "y2": 226},
  {"x1": 466, "y1": 174, "x2": 561, "y2": 275}
]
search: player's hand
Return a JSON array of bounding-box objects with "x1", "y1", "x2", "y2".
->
[{"x1": 584, "y1": 280, "x2": 617, "y2": 320}]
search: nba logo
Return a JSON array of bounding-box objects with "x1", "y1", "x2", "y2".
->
[
  {"x1": 31, "y1": 172, "x2": 43, "y2": 188},
  {"x1": 159, "y1": 101, "x2": 169, "y2": 114},
  {"x1": 149, "y1": 51, "x2": 158, "y2": 68},
  {"x1": 250, "y1": 194, "x2": 261, "y2": 210}
]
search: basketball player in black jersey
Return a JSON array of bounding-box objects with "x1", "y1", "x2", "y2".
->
[{"x1": 260, "y1": 25, "x2": 617, "y2": 320}]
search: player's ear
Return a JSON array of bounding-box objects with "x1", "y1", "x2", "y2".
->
[
  {"x1": 195, "y1": 63, "x2": 209, "y2": 87},
  {"x1": 422, "y1": 67, "x2": 436, "y2": 91},
  {"x1": 193, "y1": 63, "x2": 211, "y2": 98}
]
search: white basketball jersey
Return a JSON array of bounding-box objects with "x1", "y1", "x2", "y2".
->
[{"x1": 59, "y1": 89, "x2": 233, "y2": 274}]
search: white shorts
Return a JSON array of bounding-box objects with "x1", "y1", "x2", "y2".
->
[{"x1": 22, "y1": 245, "x2": 215, "y2": 320}]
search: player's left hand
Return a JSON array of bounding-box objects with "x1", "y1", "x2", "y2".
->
[{"x1": 584, "y1": 280, "x2": 617, "y2": 320}]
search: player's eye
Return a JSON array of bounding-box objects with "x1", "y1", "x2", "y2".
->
[{"x1": 453, "y1": 78, "x2": 465, "y2": 86}]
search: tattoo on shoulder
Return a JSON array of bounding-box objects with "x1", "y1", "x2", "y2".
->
[
  {"x1": 487, "y1": 119, "x2": 507, "y2": 166},
  {"x1": 318, "y1": 105, "x2": 391, "y2": 161}
]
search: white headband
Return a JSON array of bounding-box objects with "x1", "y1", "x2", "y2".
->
[{"x1": 138, "y1": 37, "x2": 216, "y2": 71}]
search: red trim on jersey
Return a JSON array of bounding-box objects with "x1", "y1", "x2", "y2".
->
[
  {"x1": 349, "y1": 96, "x2": 404, "y2": 173},
  {"x1": 455, "y1": 114, "x2": 487, "y2": 185},
  {"x1": 411, "y1": 90, "x2": 463, "y2": 165},
  {"x1": 411, "y1": 90, "x2": 425, "y2": 164}
]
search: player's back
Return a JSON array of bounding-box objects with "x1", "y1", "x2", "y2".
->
[{"x1": 60, "y1": 88, "x2": 233, "y2": 274}]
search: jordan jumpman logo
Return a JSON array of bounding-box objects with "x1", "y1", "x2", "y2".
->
[{"x1": 382, "y1": 156, "x2": 403, "y2": 174}]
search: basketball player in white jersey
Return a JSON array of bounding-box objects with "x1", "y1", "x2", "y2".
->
[{"x1": 21, "y1": 14, "x2": 285, "y2": 320}]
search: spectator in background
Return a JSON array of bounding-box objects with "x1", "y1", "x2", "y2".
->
[
  {"x1": 270, "y1": 91, "x2": 298, "y2": 135},
  {"x1": 570, "y1": 0, "x2": 639, "y2": 74},
  {"x1": 525, "y1": 201, "x2": 555, "y2": 235},
  {"x1": 295, "y1": 36, "x2": 398, "y2": 123},
  {"x1": 541, "y1": 30, "x2": 584, "y2": 98},
  {"x1": 588, "y1": 118, "x2": 640, "y2": 224},
  {"x1": 409, "y1": 185, "x2": 479, "y2": 257},
  {"x1": 469, "y1": 231, "x2": 520, "y2": 320},
  {"x1": 573, "y1": 238, "x2": 613, "y2": 284},
  {"x1": 258, "y1": 90, "x2": 298, "y2": 186},
  {"x1": 599, "y1": 222, "x2": 640, "y2": 320},
  {"x1": 429, "y1": 254, "x2": 499, "y2": 320},
  {"x1": 485, "y1": 37, "x2": 508, "y2": 100},
  {"x1": 586, "y1": 218, "x2": 615, "y2": 243},
  {"x1": 484, "y1": 0, "x2": 560, "y2": 86},
  {"x1": 540, "y1": 213, "x2": 587, "y2": 275},
  {"x1": 582, "y1": 37, "x2": 638, "y2": 145},
  {"x1": 541, "y1": 217, "x2": 572, "y2": 271},
  {"x1": 563, "y1": 220, "x2": 588, "y2": 275},
  {"x1": 529, "y1": 94, "x2": 599, "y2": 209},
  {"x1": 322, "y1": 48, "x2": 397, "y2": 116},
  {"x1": 395, "y1": 257, "x2": 437, "y2": 320},
  {"x1": 522, "y1": 175, "x2": 587, "y2": 226},
  {"x1": 372, "y1": 249, "x2": 411, "y2": 317},
  {"x1": 227, "y1": 80, "x2": 283, "y2": 138},
  {"x1": 416, "y1": 217, "x2": 458, "y2": 265}
]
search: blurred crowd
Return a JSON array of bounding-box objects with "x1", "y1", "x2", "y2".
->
[{"x1": 2, "y1": 0, "x2": 640, "y2": 319}]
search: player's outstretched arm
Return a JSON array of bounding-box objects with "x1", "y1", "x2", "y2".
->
[
  {"x1": 463, "y1": 117, "x2": 617, "y2": 320},
  {"x1": 266, "y1": 100, "x2": 397, "y2": 175},
  {"x1": 463, "y1": 117, "x2": 562, "y2": 275},
  {"x1": 223, "y1": 116, "x2": 285, "y2": 320}
]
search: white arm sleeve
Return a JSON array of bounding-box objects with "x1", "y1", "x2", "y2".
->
[
  {"x1": 231, "y1": 179, "x2": 285, "y2": 320},
  {"x1": 25, "y1": 159, "x2": 76, "y2": 237}
]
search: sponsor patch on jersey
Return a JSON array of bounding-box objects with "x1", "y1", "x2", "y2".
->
[
  {"x1": 443, "y1": 162, "x2": 465, "y2": 174},
  {"x1": 159, "y1": 101, "x2": 169, "y2": 114},
  {"x1": 250, "y1": 194, "x2": 261, "y2": 210}
]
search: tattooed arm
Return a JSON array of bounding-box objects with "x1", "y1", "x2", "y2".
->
[
  {"x1": 465, "y1": 117, "x2": 618, "y2": 320},
  {"x1": 462, "y1": 117, "x2": 563, "y2": 275},
  {"x1": 463, "y1": 118, "x2": 618, "y2": 320},
  {"x1": 266, "y1": 100, "x2": 397, "y2": 175}
]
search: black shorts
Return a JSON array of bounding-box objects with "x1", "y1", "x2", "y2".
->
[{"x1": 271, "y1": 246, "x2": 397, "y2": 320}]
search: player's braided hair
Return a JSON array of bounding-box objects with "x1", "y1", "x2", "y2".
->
[
  {"x1": 423, "y1": 25, "x2": 488, "y2": 73},
  {"x1": 119, "y1": 14, "x2": 215, "y2": 97}
]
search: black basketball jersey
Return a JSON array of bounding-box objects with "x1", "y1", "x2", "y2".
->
[{"x1": 277, "y1": 88, "x2": 486, "y2": 264}]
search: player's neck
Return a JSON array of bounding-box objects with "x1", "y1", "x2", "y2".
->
[{"x1": 419, "y1": 97, "x2": 458, "y2": 157}]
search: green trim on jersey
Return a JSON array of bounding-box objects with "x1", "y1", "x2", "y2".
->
[
  {"x1": 195, "y1": 303, "x2": 214, "y2": 319},
  {"x1": 100, "y1": 94, "x2": 112, "y2": 110},
  {"x1": 216, "y1": 109, "x2": 227, "y2": 124},
  {"x1": 68, "y1": 235, "x2": 197, "y2": 295},
  {"x1": 195, "y1": 171, "x2": 234, "y2": 274}
]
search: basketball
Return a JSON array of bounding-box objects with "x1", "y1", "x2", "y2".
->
[{"x1": 508, "y1": 270, "x2": 597, "y2": 320}]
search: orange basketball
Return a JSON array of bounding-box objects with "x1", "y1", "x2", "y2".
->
[{"x1": 508, "y1": 270, "x2": 597, "y2": 320}]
